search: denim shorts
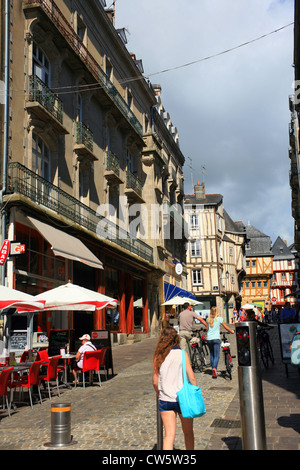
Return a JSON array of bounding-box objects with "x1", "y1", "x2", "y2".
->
[{"x1": 158, "y1": 400, "x2": 181, "y2": 414}]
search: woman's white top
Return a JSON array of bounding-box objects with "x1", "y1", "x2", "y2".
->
[{"x1": 158, "y1": 348, "x2": 183, "y2": 402}]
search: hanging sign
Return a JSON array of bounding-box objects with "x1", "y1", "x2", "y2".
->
[
  {"x1": 10, "y1": 242, "x2": 26, "y2": 255},
  {"x1": 0, "y1": 239, "x2": 10, "y2": 265}
]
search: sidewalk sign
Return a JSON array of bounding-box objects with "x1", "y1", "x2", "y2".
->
[{"x1": 91, "y1": 330, "x2": 114, "y2": 376}]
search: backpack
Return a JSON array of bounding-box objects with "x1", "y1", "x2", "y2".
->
[{"x1": 291, "y1": 333, "x2": 300, "y2": 367}]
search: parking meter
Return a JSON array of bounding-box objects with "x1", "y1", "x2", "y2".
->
[{"x1": 236, "y1": 321, "x2": 267, "y2": 450}]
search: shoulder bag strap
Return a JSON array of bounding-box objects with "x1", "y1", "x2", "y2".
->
[{"x1": 181, "y1": 349, "x2": 188, "y2": 384}]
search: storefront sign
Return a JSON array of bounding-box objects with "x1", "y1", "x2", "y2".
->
[
  {"x1": 0, "y1": 239, "x2": 10, "y2": 265},
  {"x1": 10, "y1": 242, "x2": 25, "y2": 255}
]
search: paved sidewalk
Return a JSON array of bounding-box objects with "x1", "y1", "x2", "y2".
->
[{"x1": 0, "y1": 325, "x2": 299, "y2": 451}]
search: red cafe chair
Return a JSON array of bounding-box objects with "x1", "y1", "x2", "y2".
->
[
  {"x1": 74, "y1": 349, "x2": 106, "y2": 389},
  {"x1": 0, "y1": 367, "x2": 14, "y2": 416},
  {"x1": 39, "y1": 355, "x2": 62, "y2": 400},
  {"x1": 20, "y1": 350, "x2": 30, "y2": 363},
  {"x1": 36, "y1": 350, "x2": 49, "y2": 363},
  {"x1": 9, "y1": 361, "x2": 43, "y2": 408}
]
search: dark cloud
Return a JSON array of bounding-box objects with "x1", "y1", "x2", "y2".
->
[{"x1": 115, "y1": 0, "x2": 295, "y2": 245}]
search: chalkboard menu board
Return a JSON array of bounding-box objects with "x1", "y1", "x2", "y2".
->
[
  {"x1": 10, "y1": 330, "x2": 28, "y2": 351},
  {"x1": 91, "y1": 330, "x2": 114, "y2": 376},
  {"x1": 48, "y1": 329, "x2": 75, "y2": 357}
]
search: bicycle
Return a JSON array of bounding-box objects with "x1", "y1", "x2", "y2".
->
[
  {"x1": 256, "y1": 326, "x2": 274, "y2": 369},
  {"x1": 199, "y1": 328, "x2": 209, "y2": 356},
  {"x1": 189, "y1": 330, "x2": 207, "y2": 372},
  {"x1": 221, "y1": 333, "x2": 234, "y2": 380}
]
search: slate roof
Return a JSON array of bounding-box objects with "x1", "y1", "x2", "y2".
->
[
  {"x1": 224, "y1": 210, "x2": 246, "y2": 234},
  {"x1": 271, "y1": 236, "x2": 294, "y2": 260},
  {"x1": 184, "y1": 193, "x2": 223, "y2": 206},
  {"x1": 245, "y1": 223, "x2": 272, "y2": 256}
]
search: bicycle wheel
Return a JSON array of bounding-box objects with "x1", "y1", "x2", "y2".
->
[
  {"x1": 260, "y1": 341, "x2": 269, "y2": 368},
  {"x1": 225, "y1": 353, "x2": 232, "y2": 380},
  {"x1": 198, "y1": 346, "x2": 207, "y2": 366},
  {"x1": 192, "y1": 348, "x2": 205, "y2": 372}
]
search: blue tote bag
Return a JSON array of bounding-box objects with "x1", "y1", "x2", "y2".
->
[{"x1": 176, "y1": 350, "x2": 206, "y2": 418}]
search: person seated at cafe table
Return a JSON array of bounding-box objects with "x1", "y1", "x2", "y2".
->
[{"x1": 72, "y1": 334, "x2": 96, "y2": 384}]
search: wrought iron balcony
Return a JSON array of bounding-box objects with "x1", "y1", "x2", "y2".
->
[
  {"x1": 6, "y1": 162, "x2": 153, "y2": 263},
  {"x1": 28, "y1": 74, "x2": 63, "y2": 124},
  {"x1": 98, "y1": 68, "x2": 143, "y2": 137},
  {"x1": 75, "y1": 121, "x2": 93, "y2": 152},
  {"x1": 23, "y1": 0, "x2": 143, "y2": 138},
  {"x1": 125, "y1": 171, "x2": 144, "y2": 204},
  {"x1": 126, "y1": 171, "x2": 142, "y2": 196},
  {"x1": 106, "y1": 151, "x2": 120, "y2": 176},
  {"x1": 104, "y1": 151, "x2": 123, "y2": 184}
]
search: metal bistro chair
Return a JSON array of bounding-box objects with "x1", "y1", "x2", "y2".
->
[
  {"x1": 39, "y1": 355, "x2": 62, "y2": 400},
  {"x1": 20, "y1": 350, "x2": 30, "y2": 363},
  {"x1": 0, "y1": 367, "x2": 14, "y2": 416},
  {"x1": 9, "y1": 361, "x2": 43, "y2": 409},
  {"x1": 36, "y1": 349, "x2": 49, "y2": 363},
  {"x1": 75, "y1": 349, "x2": 108, "y2": 389}
]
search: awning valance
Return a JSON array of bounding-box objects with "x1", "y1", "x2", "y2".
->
[
  {"x1": 27, "y1": 216, "x2": 103, "y2": 270},
  {"x1": 164, "y1": 282, "x2": 197, "y2": 302}
]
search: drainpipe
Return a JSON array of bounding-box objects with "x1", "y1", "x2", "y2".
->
[{"x1": 1, "y1": 0, "x2": 10, "y2": 286}]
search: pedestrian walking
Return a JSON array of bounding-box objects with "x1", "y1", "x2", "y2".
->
[
  {"x1": 206, "y1": 307, "x2": 234, "y2": 378},
  {"x1": 152, "y1": 326, "x2": 197, "y2": 450},
  {"x1": 178, "y1": 302, "x2": 207, "y2": 360}
]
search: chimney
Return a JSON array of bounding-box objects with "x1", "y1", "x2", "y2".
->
[{"x1": 194, "y1": 181, "x2": 205, "y2": 200}]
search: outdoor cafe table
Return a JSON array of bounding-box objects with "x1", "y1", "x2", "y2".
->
[{"x1": 59, "y1": 354, "x2": 76, "y2": 388}]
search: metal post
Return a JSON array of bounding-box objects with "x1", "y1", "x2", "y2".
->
[
  {"x1": 156, "y1": 397, "x2": 163, "y2": 450},
  {"x1": 44, "y1": 403, "x2": 77, "y2": 447},
  {"x1": 236, "y1": 321, "x2": 267, "y2": 450}
]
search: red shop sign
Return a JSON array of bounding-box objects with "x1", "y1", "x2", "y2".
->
[{"x1": 0, "y1": 239, "x2": 10, "y2": 265}]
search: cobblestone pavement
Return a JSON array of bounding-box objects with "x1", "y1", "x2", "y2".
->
[{"x1": 0, "y1": 325, "x2": 299, "y2": 451}]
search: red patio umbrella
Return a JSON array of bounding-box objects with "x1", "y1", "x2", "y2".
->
[
  {"x1": 0, "y1": 285, "x2": 45, "y2": 313},
  {"x1": 34, "y1": 282, "x2": 117, "y2": 311}
]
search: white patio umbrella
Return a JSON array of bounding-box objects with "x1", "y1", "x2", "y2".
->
[
  {"x1": 34, "y1": 282, "x2": 117, "y2": 311},
  {"x1": 162, "y1": 296, "x2": 202, "y2": 306},
  {"x1": 241, "y1": 303, "x2": 256, "y2": 310},
  {"x1": 0, "y1": 285, "x2": 45, "y2": 313}
]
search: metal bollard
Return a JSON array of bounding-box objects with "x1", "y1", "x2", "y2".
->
[
  {"x1": 44, "y1": 403, "x2": 77, "y2": 447},
  {"x1": 236, "y1": 321, "x2": 267, "y2": 450}
]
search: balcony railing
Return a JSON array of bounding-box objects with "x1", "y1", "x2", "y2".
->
[
  {"x1": 98, "y1": 68, "x2": 143, "y2": 137},
  {"x1": 106, "y1": 151, "x2": 120, "y2": 176},
  {"x1": 23, "y1": 0, "x2": 143, "y2": 137},
  {"x1": 28, "y1": 74, "x2": 63, "y2": 123},
  {"x1": 126, "y1": 171, "x2": 142, "y2": 197},
  {"x1": 6, "y1": 162, "x2": 153, "y2": 263},
  {"x1": 75, "y1": 121, "x2": 93, "y2": 152}
]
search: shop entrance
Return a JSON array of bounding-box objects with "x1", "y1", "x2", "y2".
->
[{"x1": 133, "y1": 278, "x2": 144, "y2": 332}]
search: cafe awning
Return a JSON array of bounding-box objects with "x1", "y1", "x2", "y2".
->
[
  {"x1": 164, "y1": 282, "x2": 197, "y2": 302},
  {"x1": 27, "y1": 216, "x2": 103, "y2": 270}
]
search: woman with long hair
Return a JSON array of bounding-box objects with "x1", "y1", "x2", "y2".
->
[
  {"x1": 152, "y1": 326, "x2": 197, "y2": 450},
  {"x1": 207, "y1": 306, "x2": 234, "y2": 378}
]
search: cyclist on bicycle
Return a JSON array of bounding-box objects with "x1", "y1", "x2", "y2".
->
[{"x1": 178, "y1": 303, "x2": 207, "y2": 359}]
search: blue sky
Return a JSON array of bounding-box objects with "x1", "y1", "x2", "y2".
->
[{"x1": 115, "y1": 0, "x2": 295, "y2": 246}]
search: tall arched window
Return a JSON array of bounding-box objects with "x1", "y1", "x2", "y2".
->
[
  {"x1": 32, "y1": 133, "x2": 50, "y2": 181},
  {"x1": 33, "y1": 42, "x2": 50, "y2": 86}
]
